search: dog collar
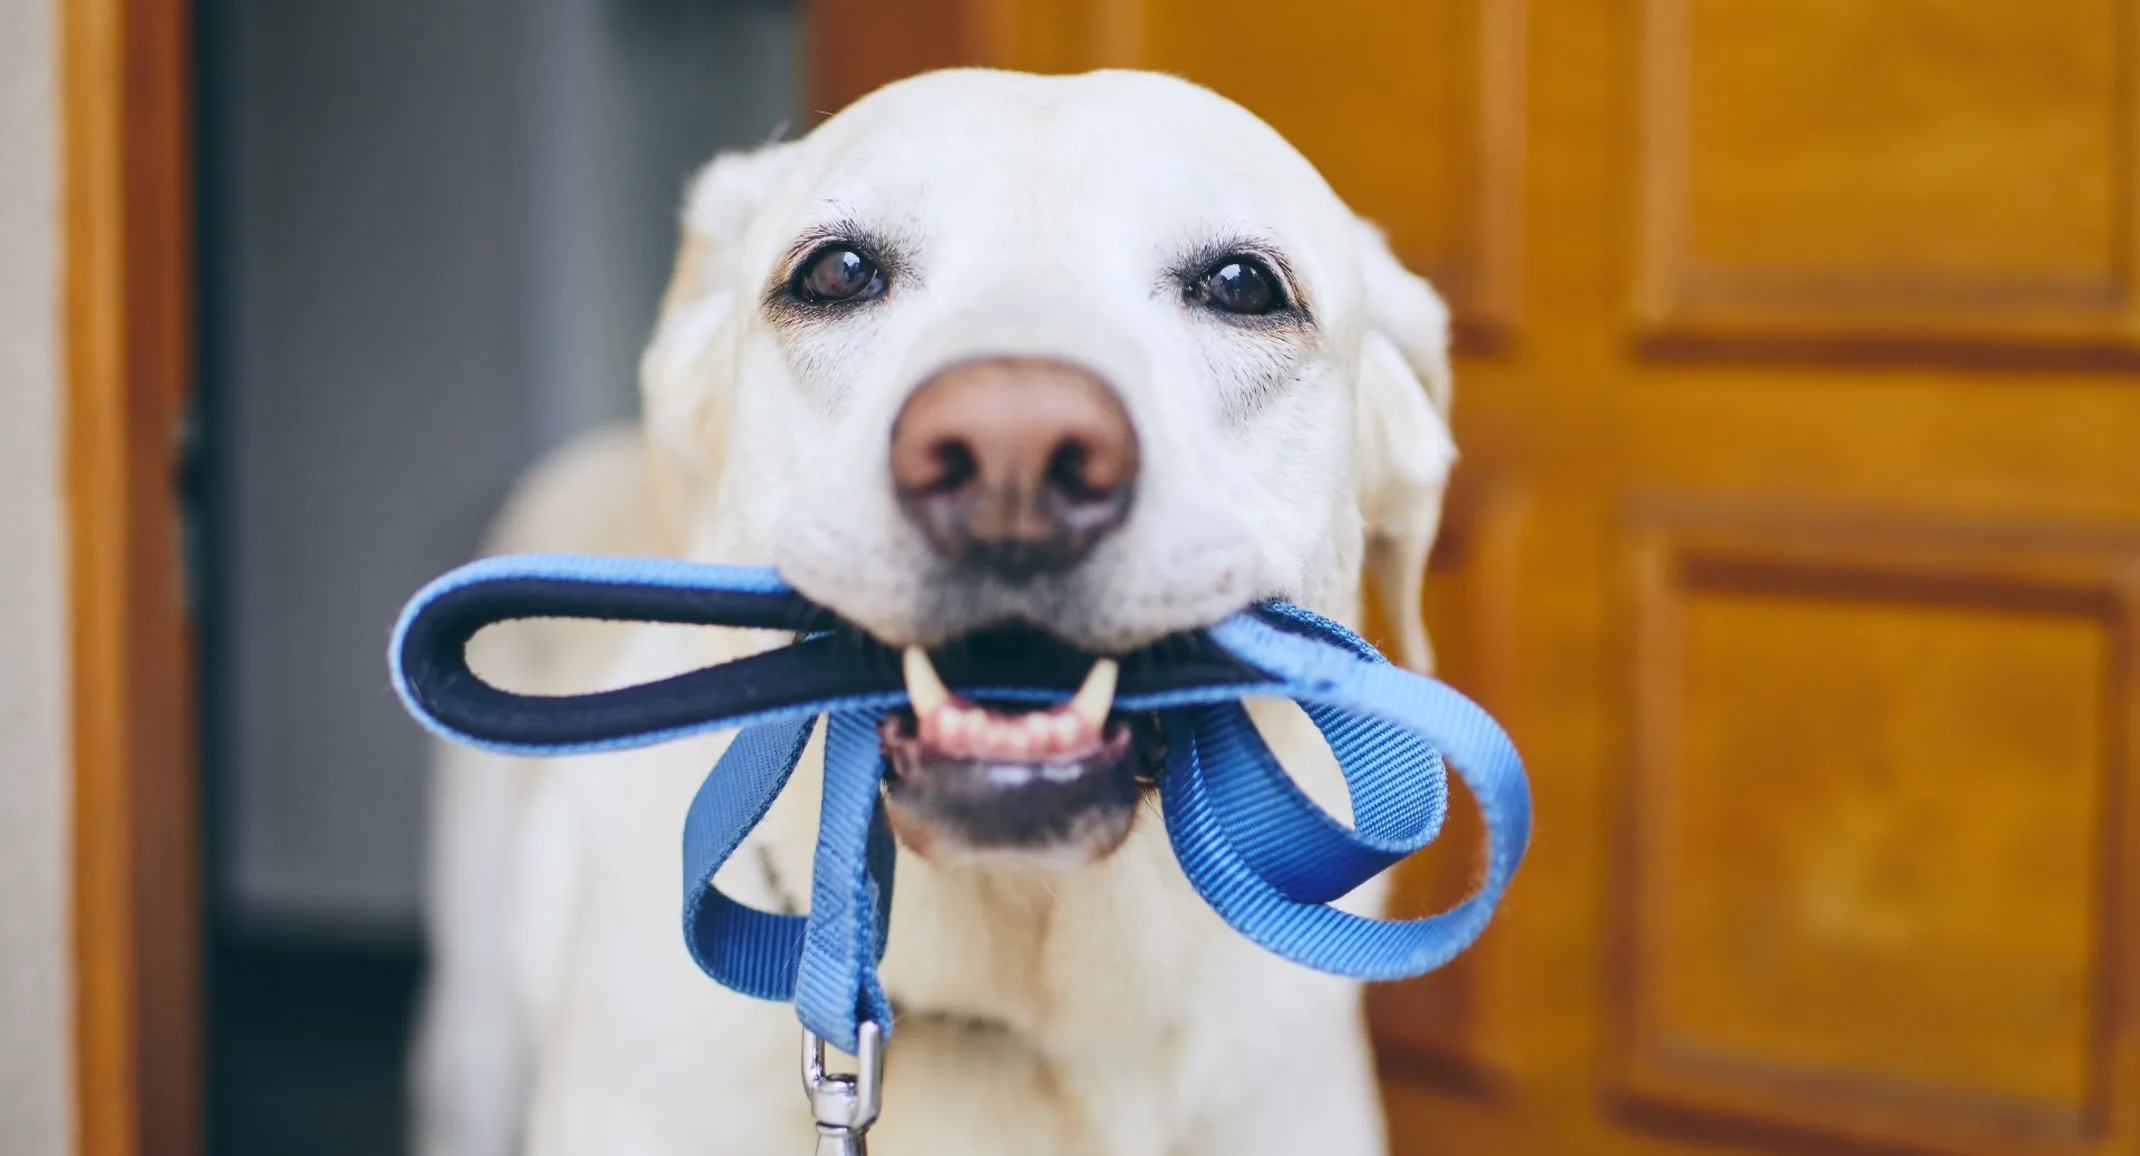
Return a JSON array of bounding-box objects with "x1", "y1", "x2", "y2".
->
[{"x1": 389, "y1": 553, "x2": 1531, "y2": 1109}]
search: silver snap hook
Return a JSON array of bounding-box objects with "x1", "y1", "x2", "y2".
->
[{"x1": 802, "y1": 1020, "x2": 883, "y2": 1155}]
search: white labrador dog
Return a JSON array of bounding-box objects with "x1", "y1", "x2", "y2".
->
[{"x1": 414, "y1": 68, "x2": 1458, "y2": 1156}]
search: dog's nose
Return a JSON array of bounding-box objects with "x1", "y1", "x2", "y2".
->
[{"x1": 890, "y1": 357, "x2": 1138, "y2": 580}]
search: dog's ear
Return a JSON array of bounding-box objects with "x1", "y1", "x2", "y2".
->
[
  {"x1": 640, "y1": 142, "x2": 801, "y2": 549},
  {"x1": 1351, "y1": 219, "x2": 1458, "y2": 674}
]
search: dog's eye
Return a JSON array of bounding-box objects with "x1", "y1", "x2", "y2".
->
[
  {"x1": 1189, "y1": 256, "x2": 1286, "y2": 316},
  {"x1": 792, "y1": 245, "x2": 885, "y2": 304}
]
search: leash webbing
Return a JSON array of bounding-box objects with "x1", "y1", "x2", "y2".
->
[{"x1": 390, "y1": 553, "x2": 1532, "y2": 1055}]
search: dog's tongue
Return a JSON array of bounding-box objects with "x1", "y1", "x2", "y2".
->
[{"x1": 902, "y1": 647, "x2": 1117, "y2": 762}]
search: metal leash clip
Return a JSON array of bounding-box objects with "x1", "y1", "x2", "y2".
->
[{"x1": 802, "y1": 1020, "x2": 883, "y2": 1155}]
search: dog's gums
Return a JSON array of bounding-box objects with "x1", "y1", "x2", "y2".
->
[{"x1": 879, "y1": 646, "x2": 1147, "y2": 863}]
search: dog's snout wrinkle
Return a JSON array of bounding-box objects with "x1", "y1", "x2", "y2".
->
[{"x1": 891, "y1": 357, "x2": 1138, "y2": 581}]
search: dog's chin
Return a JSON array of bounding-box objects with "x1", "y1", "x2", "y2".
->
[{"x1": 875, "y1": 640, "x2": 1166, "y2": 868}]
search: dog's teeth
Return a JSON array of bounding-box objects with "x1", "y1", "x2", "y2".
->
[
  {"x1": 976, "y1": 713, "x2": 1007, "y2": 753},
  {"x1": 1051, "y1": 713, "x2": 1080, "y2": 749},
  {"x1": 1069, "y1": 658, "x2": 1118, "y2": 731},
  {"x1": 1030, "y1": 712, "x2": 1063, "y2": 755},
  {"x1": 903, "y1": 646, "x2": 951, "y2": 721}
]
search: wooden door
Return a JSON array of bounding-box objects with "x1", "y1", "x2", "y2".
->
[
  {"x1": 63, "y1": 1, "x2": 201, "y2": 1155},
  {"x1": 807, "y1": 2, "x2": 2140, "y2": 1152}
]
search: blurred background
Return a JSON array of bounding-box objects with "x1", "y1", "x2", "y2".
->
[
  {"x1": 191, "y1": 2, "x2": 794, "y2": 1152},
  {"x1": 44, "y1": 0, "x2": 2140, "y2": 1153}
]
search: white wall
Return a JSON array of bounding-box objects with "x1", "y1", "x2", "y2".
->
[{"x1": 0, "y1": 0, "x2": 73, "y2": 1151}]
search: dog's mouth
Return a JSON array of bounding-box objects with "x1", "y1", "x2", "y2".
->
[{"x1": 877, "y1": 642, "x2": 1163, "y2": 867}]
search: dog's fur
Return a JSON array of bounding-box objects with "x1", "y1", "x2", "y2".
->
[{"x1": 414, "y1": 69, "x2": 1457, "y2": 1156}]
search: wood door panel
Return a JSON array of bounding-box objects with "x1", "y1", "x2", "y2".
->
[
  {"x1": 1638, "y1": 0, "x2": 2140, "y2": 349},
  {"x1": 1669, "y1": 594, "x2": 2101, "y2": 1106},
  {"x1": 1132, "y1": 0, "x2": 1523, "y2": 336},
  {"x1": 1619, "y1": 514, "x2": 2139, "y2": 1154}
]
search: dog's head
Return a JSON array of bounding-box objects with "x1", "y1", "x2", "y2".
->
[{"x1": 643, "y1": 69, "x2": 1455, "y2": 868}]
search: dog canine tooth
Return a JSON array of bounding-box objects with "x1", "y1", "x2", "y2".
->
[
  {"x1": 1068, "y1": 658, "x2": 1118, "y2": 731},
  {"x1": 903, "y1": 646, "x2": 951, "y2": 721}
]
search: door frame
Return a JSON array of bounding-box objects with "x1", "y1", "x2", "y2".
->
[{"x1": 61, "y1": 1, "x2": 200, "y2": 1154}]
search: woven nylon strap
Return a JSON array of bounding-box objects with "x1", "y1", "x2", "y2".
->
[{"x1": 390, "y1": 553, "x2": 1532, "y2": 1055}]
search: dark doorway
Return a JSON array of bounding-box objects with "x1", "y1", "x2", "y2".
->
[{"x1": 191, "y1": 3, "x2": 797, "y2": 1150}]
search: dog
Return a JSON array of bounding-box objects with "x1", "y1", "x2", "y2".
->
[{"x1": 412, "y1": 68, "x2": 1458, "y2": 1156}]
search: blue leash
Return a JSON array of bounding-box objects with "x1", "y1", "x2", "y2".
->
[{"x1": 389, "y1": 553, "x2": 1531, "y2": 1061}]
